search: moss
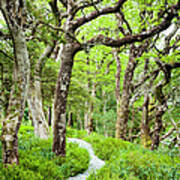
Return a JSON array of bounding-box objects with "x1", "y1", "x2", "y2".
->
[{"x1": 141, "y1": 134, "x2": 152, "y2": 148}]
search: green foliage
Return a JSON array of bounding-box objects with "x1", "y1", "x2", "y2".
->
[
  {"x1": 66, "y1": 128, "x2": 180, "y2": 179},
  {"x1": 84, "y1": 133, "x2": 132, "y2": 161},
  {"x1": 86, "y1": 133, "x2": 180, "y2": 180},
  {"x1": 66, "y1": 127, "x2": 88, "y2": 139},
  {"x1": 94, "y1": 109, "x2": 117, "y2": 137},
  {"x1": 0, "y1": 126, "x2": 89, "y2": 180}
]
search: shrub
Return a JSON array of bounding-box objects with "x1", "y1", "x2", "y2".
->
[
  {"x1": 66, "y1": 127, "x2": 88, "y2": 139},
  {"x1": 84, "y1": 133, "x2": 132, "y2": 160},
  {"x1": 86, "y1": 134, "x2": 180, "y2": 180},
  {"x1": 0, "y1": 125, "x2": 90, "y2": 180}
]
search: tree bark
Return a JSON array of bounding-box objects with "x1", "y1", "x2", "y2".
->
[
  {"x1": 68, "y1": 111, "x2": 73, "y2": 127},
  {"x1": 114, "y1": 49, "x2": 122, "y2": 139},
  {"x1": 151, "y1": 105, "x2": 164, "y2": 150},
  {"x1": 48, "y1": 106, "x2": 52, "y2": 126},
  {"x1": 151, "y1": 84, "x2": 166, "y2": 150},
  {"x1": 84, "y1": 101, "x2": 89, "y2": 130},
  {"x1": 84, "y1": 57, "x2": 91, "y2": 132},
  {"x1": 53, "y1": 42, "x2": 77, "y2": 156},
  {"x1": 141, "y1": 93, "x2": 151, "y2": 148},
  {"x1": 115, "y1": 47, "x2": 137, "y2": 140},
  {"x1": 115, "y1": 40, "x2": 149, "y2": 140},
  {"x1": 27, "y1": 82, "x2": 49, "y2": 139},
  {"x1": 27, "y1": 45, "x2": 54, "y2": 139},
  {"x1": 102, "y1": 90, "x2": 108, "y2": 137},
  {"x1": 87, "y1": 81, "x2": 96, "y2": 134},
  {"x1": 0, "y1": 0, "x2": 30, "y2": 165}
]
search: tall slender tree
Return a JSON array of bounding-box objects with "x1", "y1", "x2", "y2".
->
[{"x1": 0, "y1": 0, "x2": 30, "y2": 165}]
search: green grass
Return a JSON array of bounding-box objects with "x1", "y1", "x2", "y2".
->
[{"x1": 0, "y1": 126, "x2": 90, "y2": 180}]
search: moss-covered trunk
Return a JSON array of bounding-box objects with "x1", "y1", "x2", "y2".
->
[
  {"x1": 141, "y1": 93, "x2": 151, "y2": 148},
  {"x1": 0, "y1": 0, "x2": 30, "y2": 165},
  {"x1": 115, "y1": 50, "x2": 136, "y2": 140},
  {"x1": 116, "y1": 98, "x2": 130, "y2": 139}
]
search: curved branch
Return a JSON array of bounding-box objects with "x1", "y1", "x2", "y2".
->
[
  {"x1": 72, "y1": 0, "x2": 127, "y2": 31},
  {"x1": 84, "y1": 2, "x2": 180, "y2": 47},
  {"x1": 72, "y1": 0, "x2": 102, "y2": 18}
]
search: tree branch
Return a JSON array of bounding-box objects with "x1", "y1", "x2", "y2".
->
[
  {"x1": 160, "y1": 127, "x2": 176, "y2": 141},
  {"x1": 84, "y1": 2, "x2": 180, "y2": 47},
  {"x1": 72, "y1": 0, "x2": 127, "y2": 31},
  {"x1": 72, "y1": 0, "x2": 102, "y2": 18},
  {"x1": 58, "y1": 0, "x2": 67, "y2": 8},
  {"x1": 134, "y1": 68, "x2": 160, "y2": 89},
  {"x1": 0, "y1": 30, "x2": 11, "y2": 40},
  {"x1": 0, "y1": 50, "x2": 13, "y2": 61}
]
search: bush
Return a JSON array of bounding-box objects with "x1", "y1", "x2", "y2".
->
[
  {"x1": 0, "y1": 125, "x2": 90, "y2": 180},
  {"x1": 67, "y1": 127, "x2": 88, "y2": 139},
  {"x1": 86, "y1": 134, "x2": 180, "y2": 180},
  {"x1": 84, "y1": 133, "x2": 132, "y2": 160}
]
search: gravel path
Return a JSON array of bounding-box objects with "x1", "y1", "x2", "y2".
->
[{"x1": 68, "y1": 138, "x2": 105, "y2": 180}]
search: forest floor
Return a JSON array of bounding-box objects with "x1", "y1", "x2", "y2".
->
[
  {"x1": 68, "y1": 138, "x2": 105, "y2": 180},
  {"x1": 0, "y1": 126, "x2": 179, "y2": 179}
]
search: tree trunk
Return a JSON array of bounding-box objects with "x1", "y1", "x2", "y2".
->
[
  {"x1": 87, "y1": 81, "x2": 96, "y2": 134},
  {"x1": 51, "y1": 100, "x2": 55, "y2": 130},
  {"x1": 141, "y1": 93, "x2": 151, "y2": 148},
  {"x1": 76, "y1": 110, "x2": 83, "y2": 130},
  {"x1": 84, "y1": 101, "x2": 89, "y2": 131},
  {"x1": 151, "y1": 82, "x2": 167, "y2": 150},
  {"x1": 128, "y1": 108, "x2": 136, "y2": 141},
  {"x1": 28, "y1": 81, "x2": 49, "y2": 139},
  {"x1": 48, "y1": 106, "x2": 52, "y2": 126},
  {"x1": 28, "y1": 44, "x2": 55, "y2": 138},
  {"x1": 115, "y1": 46, "x2": 138, "y2": 140},
  {"x1": 151, "y1": 106, "x2": 164, "y2": 150},
  {"x1": 68, "y1": 111, "x2": 73, "y2": 127},
  {"x1": 27, "y1": 45, "x2": 55, "y2": 139},
  {"x1": 53, "y1": 43, "x2": 76, "y2": 156},
  {"x1": 102, "y1": 90, "x2": 108, "y2": 137},
  {"x1": 0, "y1": 0, "x2": 30, "y2": 165},
  {"x1": 84, "y1": 58, "x2": 91, "y2": 132}
]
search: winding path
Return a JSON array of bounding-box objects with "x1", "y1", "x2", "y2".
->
[{"x1": 68, "y1": 138, "x2": 105, "y2": 180}]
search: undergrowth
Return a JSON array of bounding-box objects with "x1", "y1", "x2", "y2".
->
[
  {"x1": 0, "y1": 126, "x2": 179, "y2": 180},
  {"x1": 0, "y1": 126, "x2": 89, "y2": 180},
  {"x1": 85, "y1": 133, "x2": 180, "y2": 180},
  {"x1": 66, "y1": 127, "x2": 180, "y2": 180}
]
